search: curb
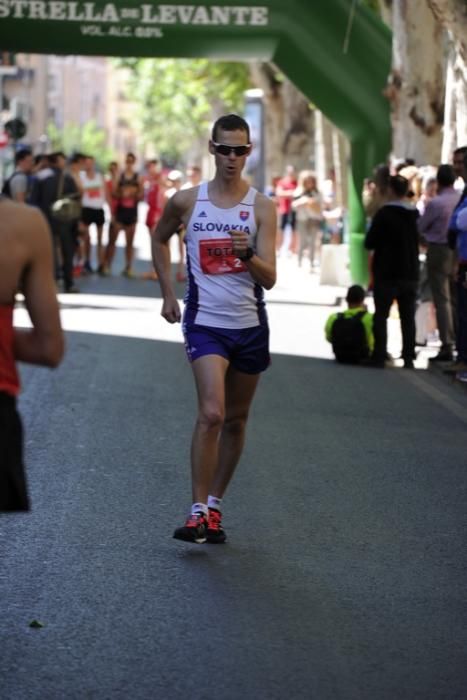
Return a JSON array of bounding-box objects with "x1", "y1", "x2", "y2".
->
[{"x1": 427, "y1": 360, "x2": 467, "y2": 394}]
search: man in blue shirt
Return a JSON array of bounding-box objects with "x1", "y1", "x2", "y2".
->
[
  {"x1": 417, "y1": 164, "x2": 459, "y2": 362},
  {"x1": 446, "y1": 160, "x2": 467, "y2": 374}
]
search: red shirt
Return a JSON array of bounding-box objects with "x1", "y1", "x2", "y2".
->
[
  {"x1": 145, "y1": 176, "x2": 164, "y2": 228},
  {"x1": 276, "y1": 177, "x2": 297, "y2": 215},
  {"x1": 105, "y1": 178, "x2": 119, "y2": 217},
  {"x1": 0, "y1": 305, "x2": 20, "y2": 396}
]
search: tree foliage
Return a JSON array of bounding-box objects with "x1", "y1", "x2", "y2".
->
[
  {"x1": 361, "y1": 0, "x2": 382, "y2": 15},
  {"x1": 116, "y1": 58, "x2": 251, "y2": 163},
  {"x1": 46, "y1": 120, "x2": 116, "y2": 170}
]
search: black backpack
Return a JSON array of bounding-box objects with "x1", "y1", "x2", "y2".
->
[
  {"x1": 1, "y1": 171, "x2": 27, "y2": 199},
  {"x1": 331, "y1": 310, "x2": 369, "y2": 364},
  {"x1": 1, "y1": 173, "x2": 15, "y2": 197}
]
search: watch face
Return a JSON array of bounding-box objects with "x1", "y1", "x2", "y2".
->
[{"x1": 240, "y1": 247, "x2": 254, "y2": 261}]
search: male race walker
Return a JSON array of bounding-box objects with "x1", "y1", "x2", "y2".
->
[{"x1": 152, "y1": 114, "x2": 277, "y2": 543}]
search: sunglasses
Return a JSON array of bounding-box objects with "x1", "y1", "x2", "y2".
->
[{"x1": 212, "y1": 142, "x2": 251, "y2": 157}]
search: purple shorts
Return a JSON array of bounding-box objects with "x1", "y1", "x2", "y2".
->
[{"x1": 183, "y1": 323, "x2": 270, "y2": 374}]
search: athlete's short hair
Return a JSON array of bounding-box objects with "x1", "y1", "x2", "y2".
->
[
  {"x1": 346, "y1": 285, "x2": 366, "y2": 305},
  {"x1": 211, "y1": 114, "x2": 250, "y2": 143}
]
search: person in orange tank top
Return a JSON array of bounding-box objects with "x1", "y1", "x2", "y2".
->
[{"x1": 0, "y1": 195, "x2": 64, "y2": 512}]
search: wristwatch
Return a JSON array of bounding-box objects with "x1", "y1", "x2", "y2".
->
[{"x1": 238, "y1": 247, "x2": 254, "y2": 261}]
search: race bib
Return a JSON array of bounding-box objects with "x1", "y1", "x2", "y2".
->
[
  {"x1": 199, "y1": 238, "x2": 246, "y2": 275},
  {"x1": 86, "y1": 188, "x2": 101, "y2": 199}
]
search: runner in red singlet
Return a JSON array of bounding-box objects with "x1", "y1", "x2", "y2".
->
[
  {"x1": 0, "y1": 195, "x2": 64, "y2": 512},
  {"x1": 105, "y1": 153, "x2": 143, "y2": 277},
  {"x1": 142, "y1": 159, "x2": 164, "y2": 280}
]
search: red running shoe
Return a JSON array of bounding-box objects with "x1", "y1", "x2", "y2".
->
[
  {"x1": 173, "y1": 512, "x2": 207, "y2": 544},
  {"x1": 207, "y1": 508, "x2": 227, "y2": 544}
]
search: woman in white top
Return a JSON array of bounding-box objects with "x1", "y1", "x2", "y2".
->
[
  {"x1": 80, "y1": 156, "x2": 107, "y2": 274},
  {"x1": 292, "y1": 170, "x2": 323, "y2": 271}
]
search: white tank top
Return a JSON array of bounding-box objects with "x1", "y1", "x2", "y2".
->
[
  {"x1": 183, "y1": 182, "x2": 267, "y2": 329},
  {"x1": 81, "y1": 172, "x2": 105, "y2": 209}
]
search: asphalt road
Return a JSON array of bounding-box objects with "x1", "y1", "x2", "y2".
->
[{"x1": 1, "y1": 243, "x2": 467, "y2": 700}]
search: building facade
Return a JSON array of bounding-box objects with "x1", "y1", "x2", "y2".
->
[{"x1": 0, "y1": 53, "x2": 140, "y2": 163}]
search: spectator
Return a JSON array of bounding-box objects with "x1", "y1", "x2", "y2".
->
[
  {"x1": 32, "y1": 154, "x2": 50, "y2": 175},
  {"x1": 399, "y1": 164, "x2": 420, "y2": 201},
  {"x1": 80, "y1": 155, "x2": 107, "y2": 275},
  {"x1": 325, "y1": 285, "x2": 374, "y2": 364},
  {"x1": 1, "y1": 148, "x2": 33, "y2": 202},
  {"x1": 29, "y1": 152, "x2": 81, "y2": 293},
  {"x1": 142, "y1": 159, "x2": 163, "y2": 280},
  {"x1": 31, "y1": 154, "x2": 53, "y2": 184},
  {"x1": 181, "y1": 164, "x2": 202, "y2": 190},
  {"x1": 416, "y1": 173, "x2": 437, "y2": 215},
  {"x1": 65, "y1": 153, "x2": 87, "y2": 275},
  {"x1": 164, "y1": 170, "x2": 186, "y2": 282},
  {"x1": 363, "y1": 164, "x2": 390, "y2": 221},
  {"x1": 452, "y1": 146, "x2": 467, "y2": 193},
  {"x1": 446, "y1": 152, "x2": 467, "y2": 374},
  {"x1": 144, "y1": 159, "x2": 164, "y2": 231},
  {"x1": 417, "y1": 164, "x2": 459, "y2": 362},
  {"x1": 111, "y1": 152, "x2": 144, "y2": 278},
  {"x1": 276, "y1": 165, "x2": 297, "y2": 253},
  {"x1": 364, "y1": 175, "x2": 420, "y2": 368},
  {"x1": 292, "y1": 170, "x2": 323, "y2": 271},
  {"x1": 101, "y1": 161, "x2": 120, "y2": 276}
]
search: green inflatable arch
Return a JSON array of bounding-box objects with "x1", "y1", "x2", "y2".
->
[{"x1": 0, "y1": 0, "x2": 392, "y2": 283}]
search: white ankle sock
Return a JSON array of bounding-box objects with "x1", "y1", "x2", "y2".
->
[
  {"x1": 191, "y1": 502, "x2": 208, "y2": 516},
  {"x1": 207, "y1": 495, "x2": 223, "y2": 512}
]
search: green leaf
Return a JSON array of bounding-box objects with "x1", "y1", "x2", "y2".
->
[
  {"x1": 46, "y1": 120, "x2": 116, "y2": 171},
  {"x1": 29, "y1": 619, "x2": 45, "y2": 629},
  {"x1": 114, "y1": 58, "x2": 251, "y2": 163}
]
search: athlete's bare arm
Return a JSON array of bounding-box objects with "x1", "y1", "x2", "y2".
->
[
  {"x1": 13, "y1": 207, "x2": 64, "y2": 367},
  {"x1": 137, "y1": 175, "x2": 145, "y2": 201},
  {"x1": 230, "y1": 192, "x2": 277, "y2": 290},
  {"x1": 152, "y1": 188, "x2": 196, "y2": 323}
]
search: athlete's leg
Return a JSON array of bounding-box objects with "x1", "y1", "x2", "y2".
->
[
  {"x1": 105, "y1": 219, "x2": 120, "y2": 268},
  {"x1": 82, "y1": 223, "x2": 92, "y2": 271},
  {"x1": 96, "y1": 224, "x2": 105, "y2": 268},
  {"x1": 288, "y1": 213, "x2": 298, "y2": 254},
  {"x1": 141, "y1": 223, "x2": 158, "y2": 279},
  {"x1": 209, "y1": 365, "x2": 260, "y2": 498},
  {"x1": 276, "y1": 213, "x2": 286, "y2": 252},
  {"x1": 310, "y1": 222, "x2": 319, "y2": 268},
  {"x1": 124, "y1": 223, "x2": 136, "y2": 270},
  {"x1": 297, "y1": 221, "x2": 307, "y2": 266},
  {"x1": 190, "y1": 354, "x2": 229, "y2": 504}
]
